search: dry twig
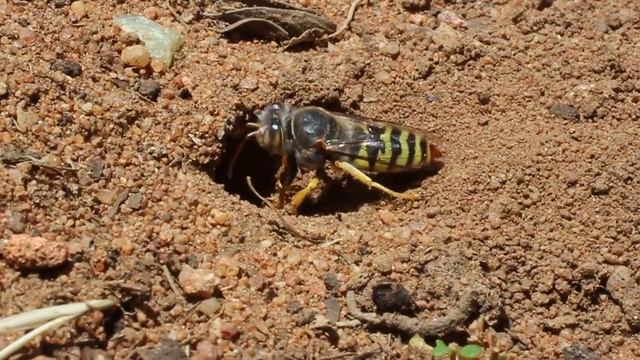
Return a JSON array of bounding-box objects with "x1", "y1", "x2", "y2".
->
[
  {"x1": 346, "y1": 290, "x2": 481, "y2": 336},
  {"x1": 0, "y1": 300, "x2": 115, "y2": 360},
  {"x1": 322, "y1": 0, "x2": 365, "y2": 41}
]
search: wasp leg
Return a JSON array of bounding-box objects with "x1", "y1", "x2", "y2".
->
[
  {"x1": 276, "y1": 154, "x2": 298, "y2": 209},
  {"x1": 290, "y1": 176, "x2": 321, "y2": 214},
  {"x1": 333, "y1": 161, "x2": 419, "y2": 200}
]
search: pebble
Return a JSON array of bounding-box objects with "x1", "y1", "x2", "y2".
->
[
  {"x1": 374, "y1": 70, "x2": 393, "y2": 85},
  {"x1": 18, "y1": 27, "x2": 37, "y2": 45},
  {"x1": 381, "y1": 41, "x2": 400, "y2": 59},
  {"x1": 477, "y1": 91, "x2": 491, "y2": 105},
  {"x1": 324, "y1": 297, "x2": 341, "y2": 322},
  {"x1": 432, "y1": 23, "x2": 463, "y2": 54},
  {"x1": 217, "y1": 322, "x2": 240, "y2": 341},
  {"x1": 562, "y1": 344, "x2": 600, "y2": 360},
  {"x1": 425, "y1": 206, "x2": 440, "y2": 218},
  {"x1": 210, "y1": 209, "x2": 230, "y2": 226},
  {"x1": 198, "y1": 298, "x2": 222, "y2": 317},
  {"x1": 550, "y1": 102, "x2": 580, "y2": 121},
  {"x1": 591, "y1": 179, "x2": 610, "y2": 196},
  {"x1": 378, "y1": 209, "x2": 397, "y2": 225},
  {"x1": 294, "y1": 308, "x2": 315, "y2": 326},
  {"x1": 0, "y1": 81, "x2": 8, "y2": 97},
  {"x1": 121, "y1": 45, "x2": 151, "y2": 68},
  {"x1": 137, "y1": 80, "x2": 161, "y2": 101},
  {"x1": 606, "y1": 266, "x2": 640, "y2": 330},
  {"x1": 126, "y1": 193, "x2": 143, "y2": 210},
  {"x1": 70, "y1": 1, "x2": 86, "y2": 19},
  {"x1": 193, "y1": 340, "x2": 219, "y2": 360},
  {"x1": 52, "y1": 60, "x2": 82, "y2": 77},
  {"x1": 178, "y1": 265, "x2": 220, "y2": 299},
  {"x1": 324, "y1": 272, "x2": 339, "y2": 291},
  {"x1": 565, "y1": 172, "x2": 579, "y2": 187},
  {"x1": 2, "y1": 234, "x2": 68, "y2": 270},
  {"x1": 6, "y1": 212, "x2": 25, "y2": 233},
  {"x1": 372, "y1": 281, "x2": 416, "y2": 314},
  {"x1": 400, "y1": 0, "x2": 430, "y2": 11},
  {"x1": 95, "y1": 189, "x2": 118, "y2": 205}
]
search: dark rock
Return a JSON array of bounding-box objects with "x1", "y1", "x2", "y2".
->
[
  {"x1": 372, "y1": 281, "x2": 416, "y2": 314},
  {"x1": 324, "y1": 297, "x2": 340, "y2": 322},
  {"x1": 294, "y1": 308, "x2": 315, "y2": 326},
  {"x1": 477, "y1": 92, "x2": 491, "y2": 105},
  {"x1": 137, "y1": 338, "x2": 187, "y2": 360},
  {"x1": 550, "y1": 102, "x2": 580, "y2": 121},
  {"x1": 591, "y1": 179, "x2": 610, "y2": 196},
  {"x1": 52, "y1": 60, "x2": 82, "y2": 77},
  {"x1": 178, "y1": 88, "x2": 192, "y2": 100},
  {"x1": 401, "y1": 0, "x2": 431, "y2": 12},
  {"x1": 137, "y1": 80, "x2": 161, "y2": 101},
  {"x1": 563, "y1": 344, "x2": 600, "y2": 360},
  {"x1": 324, "y1": 272, "x2": 339, "y2": 291}
]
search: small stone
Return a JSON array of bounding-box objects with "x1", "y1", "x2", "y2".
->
[
  {"x1": 324, "y1": 297, "x2": 341, "y2": 322},
  {"x1": 378, "y1": 209, "x2": 397, "y2": 225},
  {"x1": 95, "y1": 189, "x2": 117, "y2": 205},
  {"x1": 126, "y1": 193, "x2": 143, "y2": 210},
  {"x1": 374, "y1": 70, "x2": 393, "y2": 85},
  {"x1": 0, "y1": 81, "x2": 8, "y2": 97},
  {"x1": 239, "y1": 77, "x2": 258, "y2": 90},
  {"x1": 218, "y1": 322, "x2": 240, "y2": 341},
  {"x1": 70, "y1": 1, "x2": 86, "y2": 19},
  {"x1": 550, "y1": 102, "x2": 580, "y2": 121},
  {"x1": 432, "y1": 23, "x2": 463, "y2": 53},
  {"x1": 198, "y1": 298, "x2": 222, "y2": 317},
  {"x1": 591, "y1": 179, "x2": 610, "y2": 196},
  {"x1": 401, "y1": 0, "x2": 431, "y2": 11},
  {"x1": 372, "y1": 281, "x2": 416, "y2": 314},
  {"x1": 192, "y1": 340, "x2": 219, "y2": 360},
  {"x1": 324, "y1": 272, "x2": 339, "y2": 291},
  {"x1": 210, "y1": 209, "x2": 230, "y2": 226},
  {"x1": 18, "y1": 27, "x2": 37, "y2": 45},
  {"x1": 477, "y1": 92, "x2": 491, "y2": 105},
  {"x1": 294, "y1": 308, "x2": 315, "y2": 326},
  {"x1": 606, "y1": 266, "x2": 640, "y2": 330},
  {"x1": 6, "y1": 212, "x2": 25, "y2": 233},
  {"x1": 566, "y1": 172, "x2": 579, "y2": 187},
  {"x1": 425, "y1": 206, "x2": 440, "y2": 218},
  {"x1": 137, "y1": 80, "x2": 161, "y2": 101},
  {"x1": 121, "y1": 45, "x2": 151, "y2": 68},
  {"x1": 2, "y1": 234, "x2": 68, "y2": 270},
  {"x1": 52, "y1": 60, "x2": 82, "y2": 77},
  {"x1": 382, "y1": 41, "x2": 400, "y2": 59},
  {"x1": 178, "y1": 264, "x2": 220, "y2": 299},
  {"x1": 562, "y1": 344, "x2": 600, "y2": 360}
]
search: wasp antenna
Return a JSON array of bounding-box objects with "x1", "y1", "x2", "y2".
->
[{"x1": 227, "y1": 131, "x2": 259, "y2": 179}]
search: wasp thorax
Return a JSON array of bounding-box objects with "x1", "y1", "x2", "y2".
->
[{"x1": 253, "y1": 103, "x2": 291, "y2": 155}]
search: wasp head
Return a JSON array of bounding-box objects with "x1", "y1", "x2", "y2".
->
[{"x1": 252, "y1": 103, "x2": 291, "y2": 155}]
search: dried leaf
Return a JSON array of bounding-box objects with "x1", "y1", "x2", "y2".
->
[
  {"x1": 284, "y1": 28, "x2": 328, "y2": 49},
  {"x1": 215, "y1": 7, "x2": 335, "y2": 38},
  {"x1": 237, "y1": 0, "x2": 318, "y2": 13},
  {"x1": 221, "y1": 18, "x2": 290, "y2": 41}
]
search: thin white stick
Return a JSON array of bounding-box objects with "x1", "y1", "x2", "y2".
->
[
  {"x1": 0, "y1": 299, "x2": 114, "y2": 333},
  {"x1": 0, "y1": 315, "x2": 77, "y2": 360}
]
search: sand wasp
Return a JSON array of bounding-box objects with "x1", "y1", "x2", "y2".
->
[{"x1": 229, "y1": 103, "x2": 442, "y2": 212}]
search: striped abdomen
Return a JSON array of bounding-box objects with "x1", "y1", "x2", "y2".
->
[{"x1": 349, "y1": 124, "x2": 440, "y2": 173}]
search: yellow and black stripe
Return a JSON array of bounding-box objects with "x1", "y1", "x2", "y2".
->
[{"x1": 350, "y1": 123, "x2": 431, "y2": 173}]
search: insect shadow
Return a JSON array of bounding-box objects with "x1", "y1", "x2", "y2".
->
[{"x1": 209, "y1": 104, "x2": 443, "y2": 215}]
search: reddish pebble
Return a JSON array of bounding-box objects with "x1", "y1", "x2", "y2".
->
[{"x1": 2, "y1": 234, "x2": 68, "y2": 270}]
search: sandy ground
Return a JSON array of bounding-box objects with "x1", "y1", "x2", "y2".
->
[{"x1": 1, "y1": 0, "x2": 640, "y2": 359}]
